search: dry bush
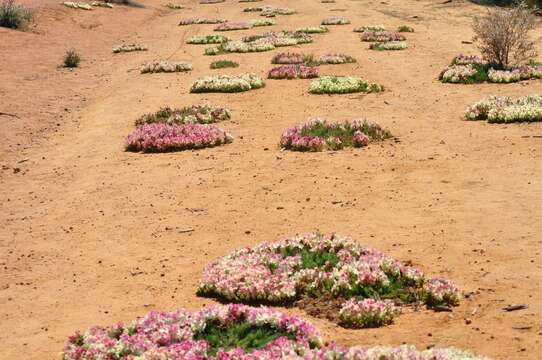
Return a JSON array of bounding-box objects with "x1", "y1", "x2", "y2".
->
[
  {"x1": 0, "y1": 0, "x2": 32, "y2": 29},
  {"x1": 472, "y1": 2, "x2": 537, "y2": 68}
]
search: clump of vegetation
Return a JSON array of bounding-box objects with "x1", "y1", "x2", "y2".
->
[
  {"x1": 179, "y1": 17, "x2": 224, "y2": 25},
  {"x1": 112, "y1": 43, "x2": 147, "y2": 53},
  {"x1": 135, "y1": 105, "x2": 231, "y2": 126},
  {"x1": 164, "y1": 3, "x2": 183, "y2": 9},
  {"x1": 63, "y1": 49, "x2": 81, "y2": 68},
  {"x1": 267, "y1": 65, "x2": 319, "y2": 80},
  {"x1": 321, "y1": 16, "x2": 350, "y2": 25},
  {"x1": 214, "y1": 21, "x2": 252, "y2": 31},
  {"x1": 360, "y1": 31, "x2": 405, "y2": 42},
  {"x1": 353, "y1": 25, "x2": 386, "y2": 33},
  {"x1": 250, "y1": 18, "x2": 275, "y2": 27},
  {"x1": 63, "y1": 2, "x2": 92, "y2": 10},
  {"x1": 465, "y1": 95, "x2": 542, "y2": 123},
  {"x1": 186, "y1": 34, "x2": 229, "y2": 44},
  {"x1": 140, "y1": 60, "x2": 192, "y2": 74},
  {"x1": 317, "y1": 53, "x2": 356, "y2": 64},
  {"x1": 369, "y1": 41, "x2": 407, "y2": 51},
  {"x1": 210, "y1": 60, "x2": 239, "y2": 69},
  {"x1": 472, "y1": 2, "x2": 536, "y2": 68},
  {"x1": 0, "y1": 0, "x2": 32, "y2": 29},
  {"x1": 309, "y1": 76, "x2": 383, "y2": 94},
  {"x1": 397, "y1": 25, "x2": 414, "y2": 32},
  {"x1": 190, "y1": 74, "x2": 265, "y2": 93},
  {"x1": 295, "y1": 25, "x2": 329, "y2": 34}
]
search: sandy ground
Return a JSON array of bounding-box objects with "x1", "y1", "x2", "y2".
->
[{"x1": 1, "y1": 0, "x2": 542, "y2": 359}]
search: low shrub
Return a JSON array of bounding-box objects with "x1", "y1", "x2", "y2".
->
[
  {"x1": 321, "y1": 16, "x2": 350, "y2": 25},
  {"x1": 465, "y1": 95, "x2": 542, "y2": 123},
  {"x1": 260, "y1": 5, "x2": 295, "y2": 17},
  {"x1": 63, "y1": 2, "x2": 92, "y2": 10},
  {"x1": 424, "y1": 278, "x2": 460, "y2": 307},
  {"x1": 280, "y1": 119, "x2": 391, "y2": 151},
  {"x1": 296, "y1": 25, "x2": 329, "y2": 33},
  {"x1": 125, "y1": 123, "x2": 233, "y2": 152},
  {"x1": 218, "y1": 39, "x2": 275, "y2": 53},
  {"x1": 164, "y1": 3, "x2": 183, "y2": 9},
  {"x1": 369, "y1": 41, "x2": 407, "y2": 51},
  {"x1": 179, "y1": 17, "x2": 225, "y2": 25},
  {"x1": 271, "y1": 52, "x2": 305, "y2": 64},
  {"x1": 63, "y1": 48, "x2": 81, "y2": 68},
  {"x1": 214, "y1": 21, "x2": 252, "y2": 31},
  {"x1": 339, "y1": 298, "x2": 400, "y2": 328},
  {"x1": 439, "y1": 63, "x2": 489, "y2": 84},
  {"x1": 210, "y1": 59, "x2": 239, "y2": 69},
  {"x1": 487, "y1": 66, "x2": 542, "y2": 83},
  {"x1": 0, "y1": 0, "x2": 32, "y2": 29},
  {"x1": 112, "y1": 43, "x2": 147, "y2": 53},
  {"x1": 317, "y1": 53, "x2": 356, "y2": 64},
  {"x1": 187, "y1": 34, "x2": 229, "y2": 44},
  {"x1": 135, "y1": 105, "x2": 231, "y2": 126},
  {"x1": 397, "y1": 25, "x2": 414, "y2": 32},
  {"x1": 353, "y1": 25, "x2": 386, "y2": 32},
  {"x1": 200, "y1": 0, "x2": 225, "y2": 4},
  {"x1": 239, "y1": 0, "x2": 261, "y2": 2},
  {"x1": 140, "y1": 60, "x2": 192, "y2": 74},
  {"x1": 451, "y1": 54, "x2": 484, "y2": 65},
  {"x1": 309, "y1": 76, "x2": 383, "y2": 94},
  {"x1": 360, "y1": 31, "x2": 405, "y2": 42},
  {"x1": 190, "y1": 73, "x2": 265, "y2": 93},
  {"x1": 91, "y1": 1, "x2": 113, "y2": 7},
  {"x1": 321, "y1": 0, "x2": 335, "y2": 3},
  {"x1": 250, "y1": 18, "x2": 275, "y2": 27},
  {"x1": 268, "y1": 65, "x2": 319, "y2": 79}
]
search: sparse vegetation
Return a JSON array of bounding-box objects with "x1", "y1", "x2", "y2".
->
[
  {"x1": 309, "y1": 76, "x2": 383, "y2": 94},
  {"x1": 63, "y1": 49, "x2": 81, "y2": 68},
  {"x1": 472, "y1": 2, "x2": 537, "y2": 68},
  {"x1": 210, "y1": 60, "x2": 239, "y2": 69},
  {"x1": 0, "y1": 0, "x2": 32, "y2": 29}
]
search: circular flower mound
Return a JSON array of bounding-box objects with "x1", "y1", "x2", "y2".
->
[
  {"x1": 140, "y1": 60, "x2": 192, "y2": 74},
  {"x1": 190, "y1": 74, "x2": 265, "y2": 93},
  {"x1": 198, "y1": 232, "x2": 459, "y2": 309},
  {"x1": 268, "y1": 65, "x2": 319, "y2": 79},
  {"x1": 309, "y1": 76, "x2": 383, "y2": 94},
  {"x1": 360, "y1": 31, "x2": 405, "y2": 42},
  {"x1": 339, "y1": 298, "x2": 400, "y2": 328},
  {"x1": 125, "y1": 123, "x2": 233, "y2": 153},
  {"x1": 135, "y1": 105, "x2": 231, "y2": 126},
  {"x1": 62, "y1": 304, "x2": 322, "y2": 360},
  {"x1": 271, "y1": 52, "x2": 306, "y2": 64},
  {"x1": 321, "y1": 16, "x2": 350, "y2": 25},
  {"x1": 369, "y1": 41, "x2": 407, "y2": 51},
  {"x1": 279, "y1": 118, "x2": 391, "y2": 151},
  {"x1": 465, "y1": 95, "x2": 542, "y2": 123}
]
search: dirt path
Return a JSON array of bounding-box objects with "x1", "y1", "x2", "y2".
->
[{"x1": 1, "y1": 0, "x2": 541, "y2": 359}]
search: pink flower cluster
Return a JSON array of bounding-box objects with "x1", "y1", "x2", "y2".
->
[
  {"x1": 214, "y1": 21, "x2": 252, "y2": 31},
  {"x1": 424, "y1": 278, "x2": 460, "y2": 306},
  {"x1": 339, "y1": 298, "x2": 400, "y2": 328},
  {"x1": 125, "y1": 123, "x2": 233, "y2": 153},
  {"x1": 62, "y1": 304, "x2": 322, "y2": 360},
  {"x1": 267, "y1": 65, "x2": 319, "y2": 79},
  {"x1": 488, "y1": 65, "x2": 542, "y2": 83},
  {"x1": 271, "y1": 52, "x2": 305, "y2": 64},
  {"x1": 199, "y1": 232, "x2": 434, "y2": 304},
  {"x1": 360, "y1": 31, "x2": 405, "y2": 42},
  {"x1": 452, "y1": 54, "x2": 483, "y2": 65}
]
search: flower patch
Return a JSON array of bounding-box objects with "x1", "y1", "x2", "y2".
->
[
  {"x1": 214, "y1": 21, "x2": 252, "y2": 31},
  {"x1": 353, "y1": 25, "x2": 386, "y2": 32},
  {"x1": 112, "y1": 43, "x2": 147, "y2": 53},
  {"x1": 140, "y1": 60, "x2": 192, "y2": 74},
  {"x1": 125, "y1": 123, "x2": 233, "y2": 153},
  {"x1": 317, "y1": 53, "x2": 356, "y2": 64},
  {"x1": 210, "y1": 59, "x2": 239, "y2": 69},
  {"x1": 279, "y1": 119, "x2": 391, "y2": 151},
  {"x1": 164, "y1": 3, "x2": 183, "y2": 9},
  {"x1": 309, "y1": 76, "x2": 382, "y2": 94},
  {"x1": 267, "y1": 65, "x2": 319, "y2": 80},
  {"x1": 261, "y1": 5, "x2": 296, "y2": 17},
  {"x1": 465, "y1": 95, "x2": 542, "y2": 123},
  {"x1": 190, "y1": 74, "x2": 265, "y2": 93},
  {"x1": 187, "y1": 34, "x2": 229, "y2": 44},
  {"x1": 369, "y1": 41, "x2": 407, "y2": 51},
  {"x1": 200, "y1": 0, "x2": 225, "y2": 4},
  {"x1": 179, "y1": 17, "x2": 225, "y2": 25},
  {"x1": 62, "y1": 303, "x2": 491, "y2": 360},
  {"x1": 321, "y1": 16, "x2": 350, "y2": 25},
  {"x1": 339, "y1": 298, "x2": 400, "y2": 328},
  {"x1": 135, "y1": 105, "x2": 231, "y2": 126},
  {"x1": 360, "y1": 31, "x2": 405, "y2": 42},
  {"x1": 250, "y1": 18, "x2": 276, "y2": 27},
  {"x1": 296, "y1": 25, "x2": 329, "y2": 33},
  {"x1": 440, "y1": 55, "x2": 542, "y2": 84},
  {"x1": 271, "y1": 52, "x2": 306, "y2": 64},
  {"x1": 198, "y1": 233, "x2": 461, "y2": 328}
]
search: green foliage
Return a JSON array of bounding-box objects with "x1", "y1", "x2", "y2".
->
[
  {"x1": 210, "y1": 60, "x2": 239, "y2": 69},
  {"x1": 194, "y1": 320, "x2": 294, "y2": 356},
  {"x1": 0, "y1": 0, "x2": 32, "y2": 29},
  {"x1": 63, "y1": 49, "x2": 81, "y2": 68},
  {"x1": 397, "y1": 25, "x2": 414, "y2": 32}
]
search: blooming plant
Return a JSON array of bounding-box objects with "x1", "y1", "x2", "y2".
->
[
  {"x1": 210, "y1": 59, "x2": 239, "y2": 69},
  {"x1": 125, "y1": 123, "x2": 233, "y2": 153},
  {"x1": 140, "y1": 60, "x2": 192, "y2": 74},
  {"x1": 271, "y1": 52, "x2": 306, "y2": 64},
  {"x1": 135, "y1": 105, "x2": 231, "y2": 126},
  {"x1": 279, "y1": 119, "x2": 391, "y2": 151},
  {"x1": 321, "y1": 16, "x2": 350, "y2": 25},
  {"x1": 317, "y1": 53, "x2": 356, "y2": 64},
  {"x1": 260, "y1": 5, "x2": 296, "y2": 17},
  {"x1": 214, "y1": 21, "x2": 252, "y2": 31},
  {"x1": 63, "y1": 2, "x2": 92, "y2": 10},
  {"x1": 179, "y1": 17, "x2": 225, "y2": 25},
  {"x1": 91, "y1": 1, "x2": 113, "y2": 8},
  {"x1": 62, "y1": 304, "x2": 491, "y2": 360},
  {"x1": 353, "y1": 25, "x2": 386, "y2": 33},
  {"x1": 439, "y1": 64, "x2": 486, "y2": 84},
  {"x1": 360, "y1": 31, "x2": 405, "y2": 42},
  {"x1": 465, "y1": 95, "x2": 542, "y2": 123},
  {"x1": 296, "y1": 25, "x2": 329, "y2": 34},
  {"x1": 267, "y1": 65, "x2": 319, "y2": 80},
  {"x1": 309, "y1": 76, "x2": 383, "y2": 94},
  {"x1": 339, "y1": 298, "x2": 400, "y2": 328},
  {"x1": 244, "y1": 31, "x2": 312, "y2": 46},
  {"x1": 424, "y1": 278, "x2": 461, "y2": 306},
  {"x1": 190, "y1": 74, "x2": 265, "y2": 93},
  {"x1": 451, "y1": 54, "x2": 484, "y2": 65},
  {"x1": 251, "y1": 18, "x2": 275, "y2": 27},
  {"x1": 369, "y1": 41, "x2": 407, "y2": 51},
  {"x1": 112, "y1": 43, "x2": 147, "y2": 53},
  {"x1": 164, "y1": 3, "x2": 183, "y2": 9},
  {"x1": 187, "y1": 34, "x2": 229, "y2": 44},
  {"x1": 200, "y1": 0, "x2": 225, "y2": 4}
]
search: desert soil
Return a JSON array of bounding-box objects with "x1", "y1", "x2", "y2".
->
[{"x1": 1, "y1": 0, "x2": 541, "y2": 359}]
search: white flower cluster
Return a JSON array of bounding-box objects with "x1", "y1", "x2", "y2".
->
[
  {"x1": 250, "y1": 18, "x2": 276, "y2": 27},
  {"x1": 309, "y1": 76, "x2": 383, "y2": 94},
  {"x1": 296, "y1": 26, "x2": 329, "y2": 33},
  {"x1": 353, "y1": 25, "x2": 386, "y2": 32},
  {"x1": 440, "y1": 64, "x2": 477, "y2": 83},
  {"x1": 186, "y1": 34, "x2": 229, "y2": 44},
  {"x1": 140, "y1": 61, "x2": 192, "y2": 74},
  {"x1": 465, "y1": 95, "x2": 542, "y2": 123},
  {"x1": 190, "y1": 74, "x2": 265, "y2": 93},
  {"x1": 112, "y1": 43, "x2": 147, "y2": 53},
  {"x1": 369, "y1": 41, "x2": 407, "y2": 51}
]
